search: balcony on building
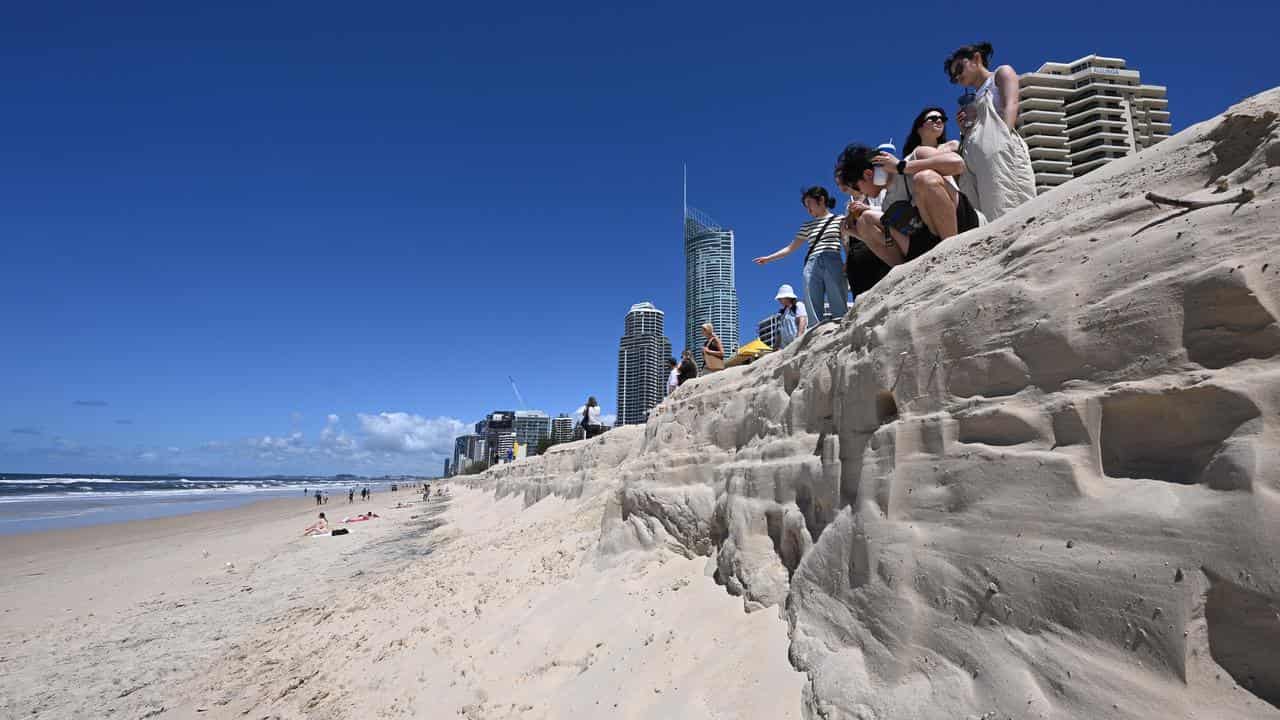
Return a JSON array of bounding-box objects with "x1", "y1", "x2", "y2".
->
[
  {"x1": 1065, "y1": 127, "x2": 1130, "y2": 148},
  {"x1": 1034, "y1": 171, "x2": 1073, "y2": 187},
  {"x1": 1028, "y1": 144, "x2": 1070, "y2": 160},
  {"x1": 1020, "y1": 97, "x2": 1062, "y2": 113},
  {"x1": 1022, "y1": 134, "x2": 1069, "y2": 150},
  {"x1": 1020, "y1": 108, "x2": 1066, "y2": 125},
  {"x1": 1135, "y1": 84, "x2": 1168, "y2": 99},
  {"x1": 1031, "y1": 158, "x2": 1072, "y2": 173},
  {"x1": 1019, "y1": 83, "x2": 1072, "y2": 101},
  {"x1": 1021, "y1": 120, "x2": 1068, "y2": 137},
  {"x1": 1064, "y1": 91, "x2": 1124, "y2": 113}
]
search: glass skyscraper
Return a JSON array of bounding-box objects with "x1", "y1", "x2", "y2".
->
[
  {"x1": 684, "y1": 207, "x2": 739, "y2": 368},
  {"x1": 616, "y1": 302, "x2": 672, "y2": 426}
]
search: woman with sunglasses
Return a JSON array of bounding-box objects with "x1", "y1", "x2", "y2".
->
[{"x1": 944, "y1": 41, "x2": 1036, "y2": 221}]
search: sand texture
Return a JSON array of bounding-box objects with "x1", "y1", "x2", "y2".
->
[
  {"x1": 4, "y1": 89, "x2": 1280, "y2": 719},
  {"x1": 471, "y1": 88, "x2": 1280, "y2": 719}
]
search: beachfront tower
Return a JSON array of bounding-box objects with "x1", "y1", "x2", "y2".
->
[
  {"x1": 513, "y1": 410, "x2": 551, "y2": 455},
  {"x1": 684, "y1": 192, "x2": 740, "y2": 369},
  {"x1": 616, "y1": 302, "x2": 673, "y2": 426},
  {"x1": 757, "y1": 313, "x2": 781, "y2": 350},
  {"x1": 1018, "y1": 54, "x2": 1170, "y2": 194},
  {"x1": 551, "y1": 414, "x2": 574, "y2": 444}
]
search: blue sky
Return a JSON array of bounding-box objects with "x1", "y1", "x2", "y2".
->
[{"x1": 2, "y1": 0, "x2": 1275, "y2": 476}]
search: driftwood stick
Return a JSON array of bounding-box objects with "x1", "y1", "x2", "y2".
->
[{"x1": 1145, "y1": 189, "x2": 1254, "y2": 210}]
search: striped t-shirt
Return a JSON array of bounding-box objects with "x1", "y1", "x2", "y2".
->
[{"x1": 796, "y1": 213, "x2": 845, "y2": 257}]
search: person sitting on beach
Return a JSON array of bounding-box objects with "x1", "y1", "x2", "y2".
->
[
  {"x1": 303, "y1": 512, "x2": 329, "y2": 536},
  {"x1": 836, "y1": 140, "x2": 977, "y2": 267}
]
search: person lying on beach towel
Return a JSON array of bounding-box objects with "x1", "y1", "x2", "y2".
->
[
  {"x1": 303, "y1": 512, "x2": 328, "y2": 536},
  {"x1": 342, "y1": 512, "x2": 380, "y2": 523}
]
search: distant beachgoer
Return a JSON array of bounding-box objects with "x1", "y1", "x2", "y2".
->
[
  {"x1": 580, "y1": 396, "x2": 605, "y2": 438},
  {"x1": 773, "y1": 284, "x2": 808, "y2": 349},
  {"x1": 303, "y1": 512, "x2": 328, "y2": 536},
  {"x1": 666, "y1": 358, "x2": 679, "y2": 396},
  {"x1": 314, "y1": 490, "x2": 322, "y2": 506},
  {"x1": 348, "y1": 488, "x2": 354, "y2": 504},
  {"x1": 323, "y1": 492, "x2": 329, "y2": 505},
  {"x1": 754, "y1": 187, "x2": 849, "y2": 324},
  {"x1": 700, "y1": 323, "x2": 725, "y2": 372},
  {"x1": 677, "y1": 350, "x2": 698, "y2": 386},
  {"x1": 946, "y1": 41, "x2": 1036, "y2": 221}
]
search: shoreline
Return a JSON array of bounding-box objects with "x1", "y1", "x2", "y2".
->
[{"x1": 0, "y1": 481, "x2": 411, "y2": 537}]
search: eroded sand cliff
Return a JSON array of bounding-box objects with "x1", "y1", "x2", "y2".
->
[{"x1": 472, "y1": 88, "x2": 1280, "y2": 720}]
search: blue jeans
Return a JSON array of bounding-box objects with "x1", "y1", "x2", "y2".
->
[{"x1": 803, "y1": 251, "x2": 849, "y2": 323}]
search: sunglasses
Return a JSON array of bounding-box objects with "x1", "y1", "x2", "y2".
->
[{"x1": 923, "y1": 114, "x2": 947, "y2": 123}]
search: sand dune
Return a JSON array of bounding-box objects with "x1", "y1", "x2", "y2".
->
[{"x1": 470, "y1": 88, "x2": 1280, "y2": 719}]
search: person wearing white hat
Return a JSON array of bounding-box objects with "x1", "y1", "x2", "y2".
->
[{"x1": 774, "y1": 284, "x2": 808, "y2": 349}]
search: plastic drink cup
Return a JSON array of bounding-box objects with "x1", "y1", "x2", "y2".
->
[{"x1": 873, "y1": 140, "x2": 896, "y2": 185}]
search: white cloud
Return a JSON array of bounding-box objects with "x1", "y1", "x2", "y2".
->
[
  {"x1": 249, "y1": 431, "x2": 305, "y2": 452},
  {"x1": 357, "y1": 412, "x2": 466, "y2": 454}
]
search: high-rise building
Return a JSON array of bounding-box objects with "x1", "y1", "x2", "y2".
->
[
  {"x1": 1018, "y1": 54, "x2": 1170, "y2": 194},
  {"x1": 513, "y1": 410, "x2": 551, "y2": 454},
  {"x1": 452, "y1": 433, "x2": 486, "y2": 474},
  {"x1": 443, "y1": 459, "x2": 450, "y2": 477},
  {"x1": 551, "y1": 414, "x2": 574, "y2": 444},
  {"x1": 616, "y1": 302, "x2": 673, "y2": 426},
  {"x1": 685, "y1": 204, "x2": 739, "y2": 369},
  {"x1": 482, "y1": 411, "x2": 515, "y2": 464},
  {"x1": 758, "y1": 312, "x2": 783, "y2": 350},
  {"x1": 493, "y1": 431, "x2": 517, "y2": 463}
]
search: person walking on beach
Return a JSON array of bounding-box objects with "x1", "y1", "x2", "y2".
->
[
  {"x1": 348, "y1": 488, "x2": 354, "y2": 504},
  {"x1": 700, "y1": 323, "x2": 725, "y2": 372},
  {"x1": 773, "y1": 284, "x2": 808, "y2": 349},
  {"x1": 314, "y1": 490, "x2": 322, "y2": 506},
  {"x1": 945, "y1": 41, "x2": 1036, "y2": 221},
  {"x1": 753, "y1": 187, "x2": 849, "y2": 324}
]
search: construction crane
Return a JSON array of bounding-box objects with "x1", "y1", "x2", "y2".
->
[{"x1": 508, "y1": 376, "x2": 527, "y2": 410}]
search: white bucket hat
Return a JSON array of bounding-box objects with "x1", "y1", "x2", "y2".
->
[{"x1": 775, "y1": 284, "x2": 798, "y2": 301}]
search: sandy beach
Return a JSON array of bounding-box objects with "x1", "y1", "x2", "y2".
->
[{"x1": 0, "y1": 484, "x2": 802, "y2": 719}]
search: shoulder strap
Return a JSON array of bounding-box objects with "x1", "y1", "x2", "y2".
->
[{"x1": 803, "y1": 215, "x2": 839, "y2": 264}]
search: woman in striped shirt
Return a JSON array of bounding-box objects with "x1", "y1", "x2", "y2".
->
[{"x1": 753, "y1": 186, "x2": 850, "y2": 324}]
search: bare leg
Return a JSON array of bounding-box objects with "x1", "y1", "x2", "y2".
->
[
  {"x1": 912, "y1": 170, "x2": 959, "y2": 241},
  {"x1": 854, "y1": 211, "x2": 903, "y2": 266}
]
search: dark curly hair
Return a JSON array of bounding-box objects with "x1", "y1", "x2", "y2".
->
[
  {"x1": 903, "y1": 106, "x2": 949, "y2": 156},
  {"x1": 801, "y1": 186, "x2": 836, "y2": 210},
  {"x1": 945, "y1": 41, "x2": 993, "y2": 80},
  {"x1": 833, "y1": 144, "x2": 876, "y2": 189}
]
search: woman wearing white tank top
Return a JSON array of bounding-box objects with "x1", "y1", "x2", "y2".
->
[{"x1": 945, "y1": 41, "x2": 1036, "y2": 221}]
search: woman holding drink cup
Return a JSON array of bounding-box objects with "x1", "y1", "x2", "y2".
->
[{"x1": 946, "y1": 41, "x2": 1036, "y2": 221}]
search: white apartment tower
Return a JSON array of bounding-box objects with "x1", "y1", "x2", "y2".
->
[{"x1": 1018, "y1": 55, "x2": 1170, "y2": 193}]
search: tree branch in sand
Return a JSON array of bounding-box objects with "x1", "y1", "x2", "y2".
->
[
  {"x1": 1145, "y1": 189, "x2": 1254, "y2": 210},
  {"x1": 1131, "y1": 188, "x2": 1256, "y2": 237}
]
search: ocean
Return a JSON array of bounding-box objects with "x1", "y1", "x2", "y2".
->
[{"x1": 0, "y1": 473, "x2": 405, "y2": 536}]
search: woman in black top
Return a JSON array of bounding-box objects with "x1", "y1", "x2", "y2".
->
[{"x1": 677, "y1": 350, "x2": 698, "y2": 386}]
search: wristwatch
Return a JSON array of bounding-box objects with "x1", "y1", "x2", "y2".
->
[{"x1": 897, "y1": 159, "x2": 909, "y2": 175}]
